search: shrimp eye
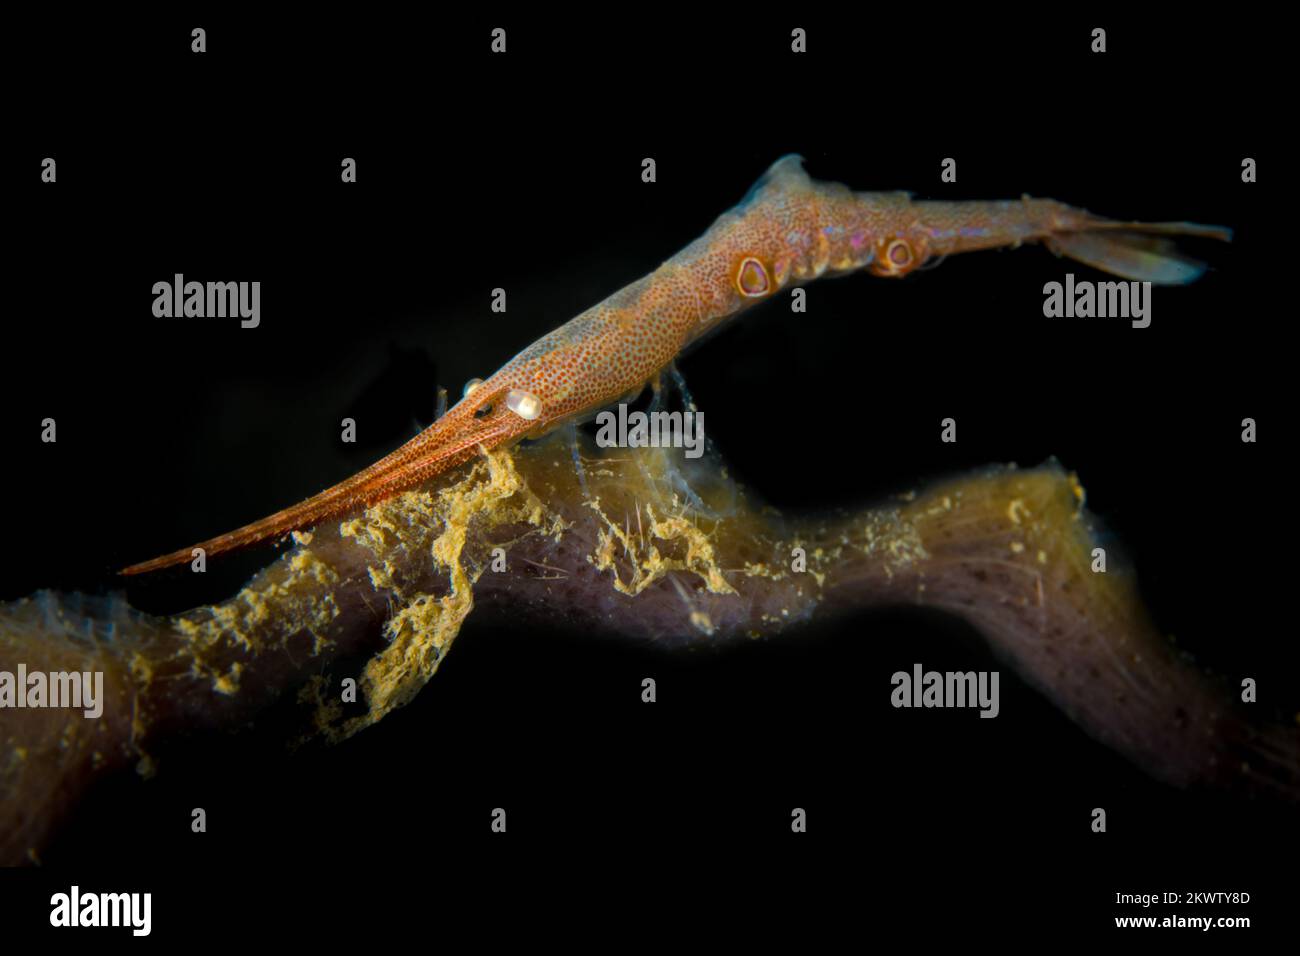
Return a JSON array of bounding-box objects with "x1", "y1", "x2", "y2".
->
[
  {"x1": 505, "y1": 388, "x2": 542, "y2": 421},
  {"x1": 736, "y1": 257, "x2": 770, "y2": 297},
  {"x1": 887, "y1": 239, "x2": 913, "y2": 268},
  {"x1": 473, "y1": 402, "x2": 494, "y2": 419}
]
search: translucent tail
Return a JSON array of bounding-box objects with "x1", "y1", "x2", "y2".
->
[{"x1": 1046, "y1": 220, "x2": 1232, "y2": 285}]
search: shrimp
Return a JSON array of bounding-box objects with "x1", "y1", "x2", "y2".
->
[{"x1": 120, "y1": 155, "x2": 1230, "y2": 575}]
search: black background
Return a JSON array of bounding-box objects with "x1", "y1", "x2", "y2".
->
[{"x1": 2, "y1": 9, "x2": 1290, "y2": 941}]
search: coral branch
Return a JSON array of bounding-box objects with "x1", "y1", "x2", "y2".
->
[{"x1": 1, "y1": 432, "x2": 1295, "y2": 864}]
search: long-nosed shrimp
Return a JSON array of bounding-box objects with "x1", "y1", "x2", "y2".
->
[{"x1": 121, "y1": 155, "x2": 1230, "y2": 574}]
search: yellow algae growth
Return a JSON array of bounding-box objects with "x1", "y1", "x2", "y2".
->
[
  {"x1": 172, "y1": 547, "x2": 342, "y2": 695},
  {"x1": 329, "y1": 446, "x2": 564, "y2": 739},
  {"x1": 585, "y1": 496, "x2": 736, "y2": 597},
  {"x1": 856, "y1": 508, "x2": 929, "y2": 579}
]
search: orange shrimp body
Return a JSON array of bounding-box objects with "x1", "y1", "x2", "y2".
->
[{"x1": 122, "y1": 156, "x2": 1228, "y2": 574}]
